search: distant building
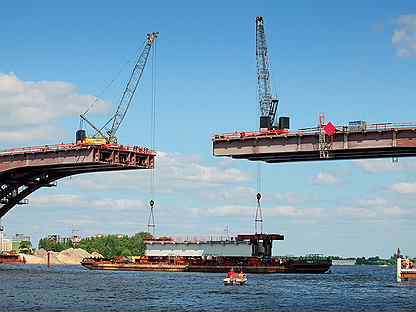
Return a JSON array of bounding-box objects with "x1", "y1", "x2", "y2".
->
[
  {"x1": 13, "y1": 234, "x2": 31, "y2": 243},
  {"x1": 45, "y1": 234, "x2": 82, "y2": 245},
  {"x1": 71, "y1": 235, "x2": 81, "y2": 244},
  {"x1": 0, "y1": 239, "x2": 12, "y2": 252},
  {"x1": 47, "y1": 234, "x2": 71, "y2": 244}
]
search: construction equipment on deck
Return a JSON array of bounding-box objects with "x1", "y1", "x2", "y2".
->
[
  {"x1": 77, "y1": 32, "x2": 159, "y2": 145},
  {"x1": 256, "y1": 17, "x2": 289, "y2": 132}
]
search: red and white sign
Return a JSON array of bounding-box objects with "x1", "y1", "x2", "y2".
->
[{"x1": 324, "y1": 122, "x2": 337, "y2": 136}]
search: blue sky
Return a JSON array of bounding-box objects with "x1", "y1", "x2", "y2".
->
[{"x1": 1, "y1": 1, "x2": 416, "y2": 257}]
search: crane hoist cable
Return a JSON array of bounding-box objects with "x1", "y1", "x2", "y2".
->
[
  {"x1": 147, "y1": 37, "x2": 158, "y2": 236},
  {"x1": 255, "y1": 163, "x2": 263, "y2": 234}
]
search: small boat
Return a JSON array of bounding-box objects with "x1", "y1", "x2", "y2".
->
[{"x1": 223, "y1": 277, "x2": 247, "y2": 286}]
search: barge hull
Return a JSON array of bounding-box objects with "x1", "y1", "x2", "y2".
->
[
  {"x1": 0, "y1": 254, "x2": 26, "y2": 265},
  {"x1": 81, "y1": 261, "x2": 331, "y2": 274}
]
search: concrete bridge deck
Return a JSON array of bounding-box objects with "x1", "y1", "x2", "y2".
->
[
  {"x1": 213, "y1": 123, "x2": 416, "y2": 163},
  {"x1": 0, "y1": 143, "x2": 155, "y2": 217}
]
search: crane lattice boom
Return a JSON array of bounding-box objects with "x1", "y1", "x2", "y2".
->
[
  {"x1": 108, "y1": 32, "x2": 159, "y2": 143},
  {"x1": 256, "y1": 16, "x2": 278, "y2": 130}
]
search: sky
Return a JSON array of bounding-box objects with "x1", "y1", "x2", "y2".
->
[{"x1": 1, "y1": 0, "x2": 416, "y2": 258}]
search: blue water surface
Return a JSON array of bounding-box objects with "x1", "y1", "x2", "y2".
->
[{"x1": 1, "y1": 265, "x2": 415, "y2": 311}]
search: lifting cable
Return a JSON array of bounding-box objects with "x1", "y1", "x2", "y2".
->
[
  {"x1": 255, "y1": 163, "x2": 263, "y2": 234},
  {"x1": 147, "y1": 38, "x2": 157, "y2": 236}
]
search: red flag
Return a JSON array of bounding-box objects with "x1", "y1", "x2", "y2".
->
[{"x1": 324, "y1": 122, "x2": 336, "y2": 136}]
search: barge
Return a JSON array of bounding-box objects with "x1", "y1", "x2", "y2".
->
[
  {"x1": 0, "y1": 252, "x2": 26, "y2": 265},
  {"x1": 81, "y1": 233, "x2": 332, "y2": 274}
]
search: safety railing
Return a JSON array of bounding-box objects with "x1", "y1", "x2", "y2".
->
[
  {"x1": 213, "y1": 121, "x2": 416, "y2": 141},
  {"x1": 0, "y1": 143, "x2": 156, "y2": 157}
]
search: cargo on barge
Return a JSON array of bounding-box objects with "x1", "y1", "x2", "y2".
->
[{"x1": 81, "y1": 233, "x2": 332, "y2": 274}]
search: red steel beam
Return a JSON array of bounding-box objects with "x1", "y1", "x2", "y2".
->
[
  {"x1": 0, "y1": 143, "x2": 155, "y2": 218},
  {"x1": 213, "y1": 127, "x2": 416, "y2": 163}
]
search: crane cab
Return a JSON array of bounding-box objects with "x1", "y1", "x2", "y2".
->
[{"x1": 76, "y1": 129, "x2": 107, "y2": 145}]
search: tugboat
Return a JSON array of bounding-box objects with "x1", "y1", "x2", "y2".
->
[{"x1": 81, "y1": 233, "x2": 332, "y2": 273}]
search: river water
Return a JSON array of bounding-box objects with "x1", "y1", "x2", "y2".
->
[{"x1": 1, "y1": 264, "x2": 415, "y2": 311}]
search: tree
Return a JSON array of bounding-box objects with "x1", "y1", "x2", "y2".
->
[
  {"x1": 38, "y1": 233, "x2": 148, "y2": 259},
  {"x1": 18, "y1": 241, "x2": 33, "y2": 254},
  {"x1": 38, "y1": 238, "x2": 73, "y2": 252},
  {"x1": 78, "y1": 233, "x2": 148, "y2": 259}
]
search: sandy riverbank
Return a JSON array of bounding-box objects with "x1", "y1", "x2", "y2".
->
[{"x1": 21, "y1": 248, "x2": 103, "y2": 265}]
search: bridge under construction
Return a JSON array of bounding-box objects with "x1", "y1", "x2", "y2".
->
[
  {"x1": 212, "y1": 18, "x2": 416, "y2": 165},
  {"x1": 0, "y1": 144, "x2": 155, "y2": 218},
  {"x1": 0, "y1": 31, "x2": 159, "y2": 224},
  {"x1": 213, "y1": 122, "x2": 416, "y2": 163}
]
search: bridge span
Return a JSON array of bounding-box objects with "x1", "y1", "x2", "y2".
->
[
  {"x1": 0, "y1": 143, "x2": 155, "y2": 218},
  {"x1": 213, "y1": 123, "x2": 416, "y2": 163}
]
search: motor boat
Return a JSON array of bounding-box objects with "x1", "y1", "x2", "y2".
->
[{"x1": 223, "y1": 276, "x2": 247, "y2": 286}]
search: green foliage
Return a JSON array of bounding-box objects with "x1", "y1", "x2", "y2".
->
[
  {"x1": 78, "y1": 232, "x2": 149, "y2": 259},
  {"x1": 38, "y1": 232, "x2": 149, "y2": 258},
  {"x1": 38, "y1": 238, "x2": 73, "y2": 252},
  {"x1": 18, "y1": 241, "x2": 33, "y2": 254},
  {"x1": 355, "y1": 256, "x2": 392, "y2": 265}
]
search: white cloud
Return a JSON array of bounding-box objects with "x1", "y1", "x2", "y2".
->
[
  {"x1": 268, "y1": 206, "x2": 323, "y2": 218},
  {"x1": 0, "y1": 73, "x2": 110, "y2": 143},
  {"x1": 0, "y1": 125, "x2": 66, "y2": 142},
  {"x1": 357, "y1": 197, "x2": 388, "y2": 207},
  {"x1": 195, "y1": 205, "x2": 322, "y2": 219},
  {"x1": 67, "y1": 151, "x2": 251, "y2": 193},
  {"x1": 392, "y1": 15, "x2": 416, "y2": 58},
  {"x1": 31, "y1": 194, "x2": 81, "y2": 207},
  {"x1": 391, "y1": 182, "x2": 416, "y2": 194},
  {"x1": 312, "y1": 172, "x2": 338, "y2": 185},
  {"x1": 160, "y1": 152, "x2": 249, "y2": 186},
  {"x1": 200, "y1": 186, "x2": 257, "y2": 203},
  {"x1": 354, "y1": 159, "x2": 400, "y2": 173},
  {"x1": 336, "y1": 205, "x2": 409, "y2": 220},
  {"x1": 30, "y1": 194, "x2": 145, "y2": 211}
]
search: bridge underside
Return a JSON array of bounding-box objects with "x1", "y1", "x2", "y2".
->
[
  {"x1": 233, "y1": 147, "x2": 416, "y2": 163},
  {"x1": 0, "y1": 144, "x2": 155, "y2": 218},
  {"x1": 213, "y1": 127, "x2": 416, "y2": 163}
]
